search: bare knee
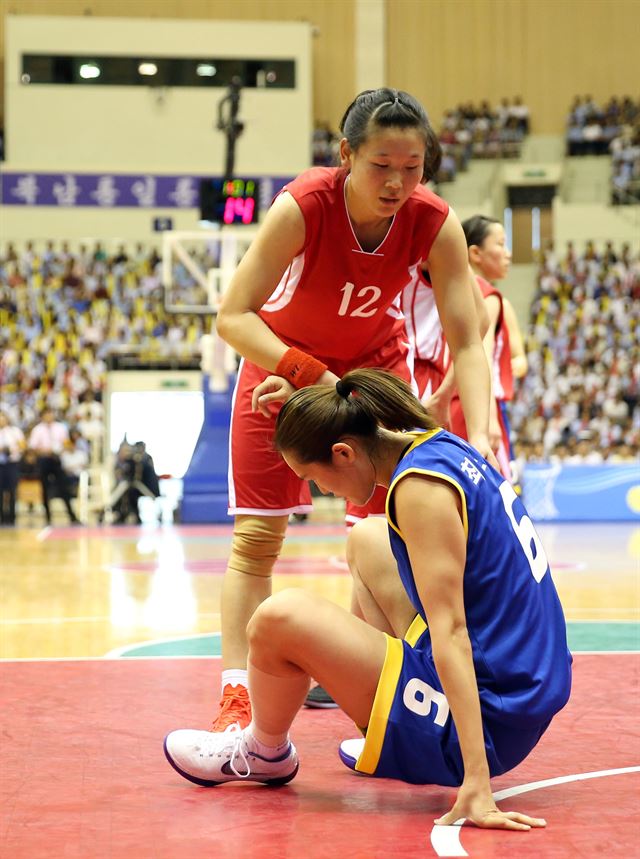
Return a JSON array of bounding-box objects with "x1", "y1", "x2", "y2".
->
[
  {"x1": 346, "y1": 518, "x2": 389, "y2": 581},
  {"x1": 247, "y1": 588, "x2": 313, "y2": 648}
]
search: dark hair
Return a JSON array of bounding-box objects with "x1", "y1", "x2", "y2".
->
[
  {"x1": 339, "y1": 88, "x2": 442, "y2": 182},
  {"x1": 274, "y1": 368, "x2": 437, "y2": 463},
  {"x1": 461, "y1": 215, "x2": 501, "y2": 248}
]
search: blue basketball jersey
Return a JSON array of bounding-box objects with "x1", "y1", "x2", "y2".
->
[{"x1": 386, "y1": 429, "x2": 572, "y2": 727}]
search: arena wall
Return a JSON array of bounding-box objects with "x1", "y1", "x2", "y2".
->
[
  {"x1": 386, "y1": 0, "x2": 640, "y2": 134},
  {"x1": 553, "y1": 199, "x2": 640, "y2": 251},
  {"x1": 4, "y1": 14, "x2": 312, "y2": 174},
  {"x1": 0, "y1": 0, "x2": 353, "y2": 132},
  {"x1": 2, "y1": 0, "x2": 638, "y2": 134}
]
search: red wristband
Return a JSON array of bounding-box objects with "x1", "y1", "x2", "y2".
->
[{"x1": 276, "y1": 347, "x2": 328, "y2": 389}]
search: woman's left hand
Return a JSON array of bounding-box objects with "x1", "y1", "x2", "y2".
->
[
  {"x1": 251, "y1": 375, "x2": 296, "y2": 417},
  {"x1": 434, "y1": 783, "x2": 547, "y2": 831},
  {"x1": 488, "y1": 414, "x2": 503, "y2": 453}
]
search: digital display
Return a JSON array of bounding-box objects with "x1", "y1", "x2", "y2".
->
[{"x1": 199, "y1": 178, "x2": 260, "y2": 225}]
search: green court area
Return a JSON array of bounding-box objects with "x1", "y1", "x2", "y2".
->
[{"x1": 116, "y1": 622, "x2": 639, "y2": 657}]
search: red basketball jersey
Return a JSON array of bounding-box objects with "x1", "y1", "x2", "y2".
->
[
  {"x1": 477, "y1": 276, "x2": 514, "y2": 402},
  {"x1": 400, "y1": 268, "x2": 449, "y2": 377},
  {"x1": 259, "y1": 167, "x2": 449, "y2": 371}
]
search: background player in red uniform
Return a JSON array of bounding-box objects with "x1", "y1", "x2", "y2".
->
[
  {"x1": 449, "y1": 215, "x2": 516, "y2": 479},
  {"x1": 212, "y1": 88, "x2": 495, "y2": 729},
  {"x1": 400, "y1": 265, "x2": 489, "y2": 427}
]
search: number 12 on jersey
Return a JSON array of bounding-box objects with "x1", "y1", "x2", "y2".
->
[{"x1": 338, "y1": 282, "x2": 382, "y2": 318}]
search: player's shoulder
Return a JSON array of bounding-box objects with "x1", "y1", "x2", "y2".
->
[
  {"x1": 477, "y1": 275, "x2": 502, "y2": 300},
  {"x1": 406, "y1": 183, "x2": 449, "y2": 217},
  {"x1": 284, "y1": 167, "x2": 346, "y2": 200},
  {"x1": 403, "y1": 431, "x2": 489, "y2": 488}
]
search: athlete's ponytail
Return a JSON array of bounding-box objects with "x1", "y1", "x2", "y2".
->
[{"x1": 274, "y1": 368, "x2": 436, "y2": 463}]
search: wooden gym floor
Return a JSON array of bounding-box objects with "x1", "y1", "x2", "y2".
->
[{"x1": 1, "y1": 513, "x2": 639, "y2": 858}]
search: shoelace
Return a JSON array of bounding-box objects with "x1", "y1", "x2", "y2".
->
[
  {"x1": 215, "y1": 690, "x2": 251, "y2": 727},
  {"x1": 200, "y1": 723, "x2": 251, "y2": 778}
]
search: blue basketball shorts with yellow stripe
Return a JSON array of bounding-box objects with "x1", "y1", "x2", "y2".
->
[{"x1": 352, "y1": 617, "x2": 549, "y2": 787}]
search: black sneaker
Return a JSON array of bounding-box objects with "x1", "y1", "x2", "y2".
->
[{"x1": 304, "y1": 683, "x2": 338, "y2": 709}]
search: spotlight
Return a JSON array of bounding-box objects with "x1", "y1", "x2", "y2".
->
[
  {"x1": 79, "y1": 63, "x2": 100, "y2": 80},
  {"x1": 138, "y1": 62, "x2": 158, "y2": 76}
]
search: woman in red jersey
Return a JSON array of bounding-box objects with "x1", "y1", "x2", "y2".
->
[
  {"x1": 449, "y1": 215, "x2": 516, "y2": 479},
  {"x1": 211, "y1": 88, "x2": 495, "y2": 730},
  {"x1": 399, "y1": 264, "x2": 489, "y2": 428}
]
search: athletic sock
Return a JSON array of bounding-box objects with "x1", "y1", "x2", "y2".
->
[
  {"x1": 244, "y1": 721, "x2": 290, "y2": 759},
  {"x1": 221, "y1": 669, "x2": 248, "y2": 694}
]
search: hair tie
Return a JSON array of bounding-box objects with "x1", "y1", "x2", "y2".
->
[{"x1": 335, "y1": 380, "x2": 348, "y2": 398}]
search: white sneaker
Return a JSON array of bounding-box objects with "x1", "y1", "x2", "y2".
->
[
  {"x1": 338, "y1": 737, "x2": 365, "y2": 771},
  {"x1": 163, "y1": 723, "x2": 299, "y2": 787}
]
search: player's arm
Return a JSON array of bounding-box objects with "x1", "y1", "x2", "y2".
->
[
  {"x1": 217, "y1": 192, "x2": 338, "y2": 414},
  {"x1": 503, "y1": 297, "x2": 528, "y2": 379},
  {"x1": 395, "y1": 475, "x2": 546, "y2": 831},
  {"x1": 427, "y1": 212, "x2": 494, "y2": 464},
  {"x1": 482, "y1": 294, "x2": 503, "y2": 453},
  {"x1": 422, "y1": 268, "x2": 490, "y2": 426},
  {"x1": 217, "y1": 191, "x2": 332, "y2": 385},
  {"x1": 421, "y1": 363, "x2": 455, "y2": 427},
  {"x1": 216, "y1": 192, "x2": 306, "y2": 370},
  {"x1": 470, "y1": 267, "x2": 490, "y2": 338}
]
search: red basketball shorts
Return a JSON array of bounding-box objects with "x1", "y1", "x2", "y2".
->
[
  {"x1": 228, "y1": 336, "x2": 415, "y2": 519},
  {"x1": 413, "y1": 357, "x2": 445, "y2": 400}
]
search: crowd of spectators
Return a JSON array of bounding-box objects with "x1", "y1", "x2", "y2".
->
[
  {"x1": 610, "y1": 122, "x2": 640, "y2": 205},
  {"x1": 510, "y1": 240, "x2": 639, "y2": 465},
  {"x1": 565, "y1": 96, "x2": 640, "y2": 203},
  {"x1": 2, "y1": 236, "x2": 637, "y2": 522},
  {"x1": 0, "y1": 405, "x2": 89, "y2": 525},
  {"x1": 312, "y1": 122, "x2": 340, "y2": 167},
  {"x1": 435, "y1": 97, "x2": 530, "y2": 183},
  {"x1": 0, "y1": 239, "x2": 208, "y2": 432},
  {"x1": 566, "y1": 95, "x2": 638, "y2": 156},
  {"x1": 0, "y1": 239, "x2": 209, "y2": 523}
]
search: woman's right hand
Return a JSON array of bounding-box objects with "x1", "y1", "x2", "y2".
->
[
  {"x1": 423, "y1": 392, "x2": 451, "y2": 429},
  {"x1": 251, "y1": 375, "x2": 296, "y2": 417}
]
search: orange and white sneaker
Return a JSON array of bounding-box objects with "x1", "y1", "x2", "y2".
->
[{"x1": 211, "y1": 684, "x2": 252, "y2": 732}]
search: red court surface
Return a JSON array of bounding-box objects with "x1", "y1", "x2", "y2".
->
[{"x1": 2, "y1": 653, "x2": 638, "y2": 858}]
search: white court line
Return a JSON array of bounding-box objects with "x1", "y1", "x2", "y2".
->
[
  {"x1": 0, "y1": 613, "x2": 220, "y2": 625},
  {"x1": 36, "y1": 526, "x2": 51, "y2": 542},
  {"x1": 1, "y1": 615, "x2": 119, "y2": 625},
  {"x1": 429, "y1": 766, "x2": 640, "y2": 857}
]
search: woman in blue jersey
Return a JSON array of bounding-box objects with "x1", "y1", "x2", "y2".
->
[{"x1": 164, "y1": 369, "x2": 572, "y2": 832}]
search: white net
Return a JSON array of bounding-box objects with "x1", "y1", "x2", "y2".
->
[
  {"x1": 161, "y1": 226, "x2": 259, "y2": 391},
  {"x1": 522, "y1": 463, "x2": 562, "y2": 520}
]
